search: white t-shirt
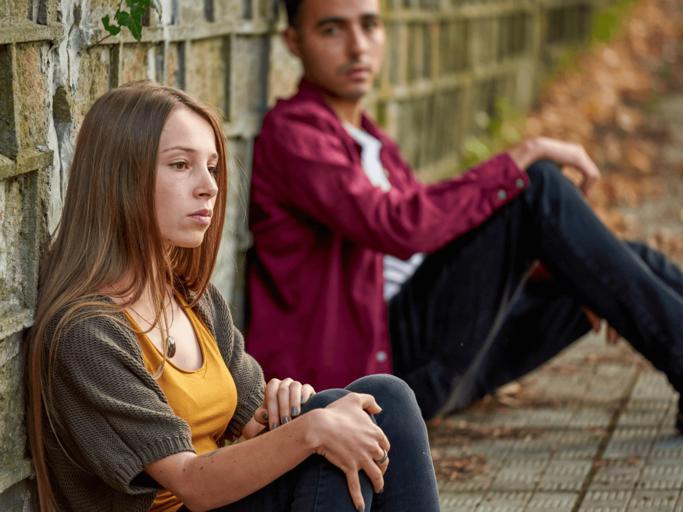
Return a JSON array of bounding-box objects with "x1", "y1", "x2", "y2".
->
[{"x1": 344, "y1": 122, "x2": 424, "y2": 300}]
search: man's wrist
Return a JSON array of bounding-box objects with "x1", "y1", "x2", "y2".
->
[{"x1": 508, "y1": 138, "x2": 544, "y2": 170}]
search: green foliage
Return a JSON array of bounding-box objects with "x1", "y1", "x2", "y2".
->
[
  {"x1": 101, "y1": 0, "x2": 152, "y2": 42},
  {"x1": 460, "y1": 98, "x2": 526, "y2": 170},
  {"x1": 592, "y1": 0, "x2": 640, "y2": 42}
]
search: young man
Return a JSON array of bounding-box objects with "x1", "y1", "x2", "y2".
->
[{"x1": 246, "y1": 0, "x2": 683, "y2": 421}]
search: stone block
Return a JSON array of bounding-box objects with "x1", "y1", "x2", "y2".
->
[
  {"x1": 0, "y1": 45, "x2": 17, "y2": 159},
  {"x1": 14, "y1": 43, "x2": 50, "y2": 153},
  {"x1": 179, "y1": 0, "x2": 205, "y2": 24},
  {"x1": 73, "y1": 45, "x2": 112, "y2": 126},
  {"x1": 267, "y1": 34, "x2": 301, "y2": 107},
  {"x1": 0, "y1": 478, "x2": 35, "y2": 512},
  {"x1": 0, "y1": 171, "x2": 39, "y2": 318},
  {"x1": 187, "y1": 36, "x2": 230, "y2": 116},
  {"x1": 121, "y1": 43, "x2": 155, "y2": 86},
  {"x1": 0, "y1": 333, "x2": 27, "y2": 470},
  {"x1": 229, "y1": 35, "x2": 268, "y2": 132}
]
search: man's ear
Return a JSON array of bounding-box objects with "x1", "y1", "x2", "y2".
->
[{"x1": 282, "y1": 26, "x2": 303, "y2": 59}]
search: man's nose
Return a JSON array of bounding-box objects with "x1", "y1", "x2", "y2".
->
[{"x1": 348, "y1": 24, "x2": 369, "y2": 57}]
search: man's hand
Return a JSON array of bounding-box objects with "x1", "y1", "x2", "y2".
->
[
  {"x1": 508, "y1": 137, "x2": 601, "y2": 197},
  {"x1": 585, "y1": 308, "x2": 622, "y2": 345}
]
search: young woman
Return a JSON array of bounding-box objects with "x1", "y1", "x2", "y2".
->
[{"x1": 26, "y1": 80, "x2": 440, "y2": 512}]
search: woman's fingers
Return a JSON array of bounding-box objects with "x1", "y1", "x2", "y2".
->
[
  {"x1": 356, "y1": 392, "x2": 383, "y2": 415},
  {"x1": 345, "y1": 472, "x2": 365, "y2": 511},
  {"x1": 276, "y1": 378, "x2": 294, "y2": 425},
  {"x1": 264, "y1": 379, "x2": 282, "y2": 429},
  {"x1": 288, "y1": 380, "x2": 302, "y2": 418},
  {"x1": 301, "y1": 384, "x2": 316, "y2": 405}
]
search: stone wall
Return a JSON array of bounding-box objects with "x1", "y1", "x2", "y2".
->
[{"x1": 0, "y1": 0, "x2": 596, "y2": 508}]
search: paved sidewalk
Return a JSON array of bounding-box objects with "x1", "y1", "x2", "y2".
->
[{"x1": 433, "y1": 331, "x2": 682, "y2": 512}]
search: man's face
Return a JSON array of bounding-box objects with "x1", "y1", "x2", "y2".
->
[{"x1": 285, "y1": 0, "x2": 385, "y2": 100}]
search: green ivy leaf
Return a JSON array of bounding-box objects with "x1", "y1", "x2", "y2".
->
[
  {"x1": 101, "y1": 14, "x2": 122, "y2": 36},
  {"x1": 115, "y1": 9, "x2": 142, "y2": 41}
]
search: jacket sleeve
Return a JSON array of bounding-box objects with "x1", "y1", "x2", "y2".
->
[
  {"x1": 206, "y1": 284, "x2": 265, "y2": 439},
  {"x1": 47, "y1": 313, "x2": 195, "y2": 495},
  {"x1": 255, "y1": 113, "x2": 529, "y2": 260}
]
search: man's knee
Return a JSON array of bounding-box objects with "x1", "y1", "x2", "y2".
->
[{"x1": 525, "y1": 159, "x2": 562, "y2": 187}]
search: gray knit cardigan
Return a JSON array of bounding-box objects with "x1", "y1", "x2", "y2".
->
[{"x1": 41, "y1": 284, "x2": 265, "y2": 511}]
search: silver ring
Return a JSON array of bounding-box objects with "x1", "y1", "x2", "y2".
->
[{"x1": 374, "y1": 449, "x2": 388, "y2": 464}]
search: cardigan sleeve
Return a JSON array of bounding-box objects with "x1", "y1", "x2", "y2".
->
[
  {"x1": 204, "y1": 284, "x2": 265, "y2": 439},
  {"x1": 46, "y1": 312, "x2": 195, "y2": 495}
]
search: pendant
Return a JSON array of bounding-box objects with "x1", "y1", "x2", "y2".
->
[{"x1": 167, "y1": 336, "x2": 176, "y2": 358}]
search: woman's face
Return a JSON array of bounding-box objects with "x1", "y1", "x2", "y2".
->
[{"x1": 155, "y1": 107, "x2": 219, "y2": 249}]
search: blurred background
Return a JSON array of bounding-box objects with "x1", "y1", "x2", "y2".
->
[{"x1": 1, "y1": 0, "x2": 683, "y2": 507}]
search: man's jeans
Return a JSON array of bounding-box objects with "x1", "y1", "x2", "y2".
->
[
  {"x1": 389, "y1": 160, "x2": 683, "y2": 419},
  {"x1": 179, "y1": 375, "x2": 440, "y2": 512}
]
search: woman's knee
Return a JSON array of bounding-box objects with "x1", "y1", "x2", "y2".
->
[
  {"x1": 345, "y1": 374, "x2": 418, "y2": 409},
  {"x1": 300, "y1": 388, "x2": 349, "y2": 414}
]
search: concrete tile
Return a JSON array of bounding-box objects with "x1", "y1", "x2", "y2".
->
[
  {"x1": 627, "y1": 490, "x2": 679, "y2": 511},
  {"x1": 478, "y1": 491, "x2": 533, "y2": 512},
  {"x1": 490, "y1": 458, "x2": 548, "y2": 491},
  {"x1": 637, "y1": 461, "x2": 683, "y2": 491},
  {"x1": 591, "y1": 459, "x2": 644, "y2": 491},
  {"x1": 650, "y1": 432, "x2": 683, "y2": 460},
  {"x1": 553, "y1": 430, "x2": 605, "y2": 460},
  {"x1": 538, "y1": 460, "x2": 592, "y2": 491},
  {"x1": 631, "y1": 374, "x2": 677, "y2": 401},
  {"x1": 527, "y1": 492, "x2": 578, "y2": 511},
  {"x1": 439, "y1": 491, "x2": 485, "y2": 511},
  {"x1": 578, "y1": 490, "x2": 633, "y2": 512}
]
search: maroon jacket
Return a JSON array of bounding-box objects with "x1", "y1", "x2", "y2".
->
[{"x1": 246, "y1": 79, "x2": 529, "y2": 390}]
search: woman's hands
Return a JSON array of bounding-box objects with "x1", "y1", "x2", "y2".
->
[
  {"x1": 307, "y1": 392, "x2": 391, "y2": 511},
  {"x1": 508, "y1": 137, "x2": 601, "y2": 197},
  {"x1": 253, "y1": 378, "x2": 316, "y2": 431}
]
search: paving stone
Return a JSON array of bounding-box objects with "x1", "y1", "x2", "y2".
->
[
  {"x1": 591, "y1": 459, "x2": 644, "y2": 491},
  {"x1": 439, "y1": 492, "x2": 485, "y2": 511},
  {"x1": 637, "y1": 461, "x2": 683, "y2": 491},
  {"x1": 527, "y1": 492, "x2": 578, "y2": 511},
  {"x1": 553, "y1": 430, "x2": 605, "y2": 460},
  {"x1": 490, "y1": 458, "x2": 548, "y2": 491},
  {"x1": 478, "y1": 491, "x2": 533, "y2": 512},
  {"x1": 627, "y1": 490, "x2": 679, "y2": 511},
  {"x1": 538, "y1": 460, "x2": 592, "y2": 491},
  {"x1": 604, "y1": 429, "x2": 659, "y2": 459},
  {"x1": 578, "y1": 490, "x2": 633, "y2": 512},
  {"x1": 650, "y1": 431, "x2": 683, "y2": 460},
  {"x1": 631, "y1": 374, "x2": 677, "y2": 401}
]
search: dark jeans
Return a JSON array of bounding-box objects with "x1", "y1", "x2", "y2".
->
[
  {"x1": 389, "y1": 160, "x2": 683, "y2": 419},
  {"x1": 179, "y1": 375, "x2": 440, "y2": 512}
]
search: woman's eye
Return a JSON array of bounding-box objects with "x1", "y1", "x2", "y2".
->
[
  {"x1": 209, "y1": 166, "x2": 219, "y2": 175},
  {"x1": 171, "y1": 162, "x2": 187, "y2": 170}
]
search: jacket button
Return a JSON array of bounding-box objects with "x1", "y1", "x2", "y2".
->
[
  {"x1": 376, "y1": 351, "x2": 388, "y2": 362},
  {"x1": 516, "y1": 178, "x2": 525, "y2": 188},
  {"x1": 498, "y1": 189, "x2": 507, "y2": 200}
]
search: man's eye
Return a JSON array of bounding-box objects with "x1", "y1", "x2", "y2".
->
[
  {"x1": 323, "y1": 26, "x2": 340, "y2": 36},
  {"x1": 171, "y1": 162, "x2": 187, "y2": 170},
  {"x1": 363, "y1": 21, "x2": 378, "y2": 31}
]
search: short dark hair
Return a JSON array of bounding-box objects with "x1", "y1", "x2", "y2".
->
[{"x1": 284, "y1": 0, "x2": 304, "y2": 27}]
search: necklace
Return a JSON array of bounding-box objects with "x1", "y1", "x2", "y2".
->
[{"x1": 128, "y1": 290, "x2": 177, "y2": 358}]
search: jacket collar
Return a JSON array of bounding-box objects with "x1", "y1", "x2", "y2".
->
[{"x1": 295, "y1": 78, "x2": 395, "y2": 149}]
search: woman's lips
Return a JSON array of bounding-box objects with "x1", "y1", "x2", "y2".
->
[{"x1": 189, "y1": 209, "x2": 212, "y2": 224}]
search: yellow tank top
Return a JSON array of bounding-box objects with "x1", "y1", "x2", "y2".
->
[{"x1": 124, "y1": 297, "x2": 238, "y2": 512}]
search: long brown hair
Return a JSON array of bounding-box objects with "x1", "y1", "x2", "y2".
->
[{"x1": 26, "y1": 80, "x2": 230, "y2": 512}]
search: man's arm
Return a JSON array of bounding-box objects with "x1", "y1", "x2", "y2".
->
[
  {"x1": 508, "y1": 137, "x2": 601, "y2": 196},
  {"x1": 253, "y1": 113, "x2": 528, "y2": 259}
]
